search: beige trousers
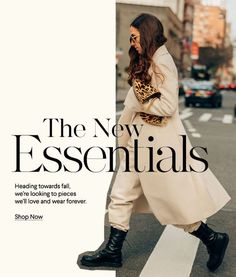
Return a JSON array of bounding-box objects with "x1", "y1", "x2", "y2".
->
[{"x1": 108, "y1": 147, "x2": 201, "y2": 233}]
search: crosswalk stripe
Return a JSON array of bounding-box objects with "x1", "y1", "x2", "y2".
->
[
  {"x1": 183, "y1": 119, "x2": 193, "y2": 130},
  {"x1": 188, "y1": 128, "x2": 196, "y2": 132},
  {"x1": 222, "y1": 114, "x2": 233, "y2": 124},
  {"x1": 199, "y1": 113, "x2": 212, "y2": 122},
  {"x1": 140, "y1": 225, "x2": 200, "y2": 277},
  {"x1": 191, "y1": 133, "x2": 201, "y2": 138},
  {"x1": 116, "y1": 110, "x2": 123, "y2": 116},
  {"x1": 181, "y1": 108, "x2": 192, "y2": 114},
  {"x1": 180, "y1": 112, "x2": 193, "y2": 120}
]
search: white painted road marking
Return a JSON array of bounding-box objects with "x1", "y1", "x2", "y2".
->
[
  {"x1": 188, "y1": 128, "x2": 196, "y2": 132},
  {"x1": 116, "y1": 110, "x2": 123, "y2": 116},
  {"x1": 184, "y1": 120, "x2": 194, "y2": 131},
  {"x1": 180, "y1": 112, "x2": 193, "y2": 120},
  {"x1": 222, "y1": 114, "x2": 233, "y2": 124},
  {"x1": 140, "y1": 225, "x2": 200, "y2": 277},
  {"x1": 191, "y1": 133, "x2": 202, "y2": 138},
  {"x1": 181, "y1": 108, "x2": 192, "y2": 114},
  {"x1": 199, "y1": 113, "x2": 212, "y2": 122},
  {"x1": 184, "y1": 120, "x2": 201, "y2": 138}
]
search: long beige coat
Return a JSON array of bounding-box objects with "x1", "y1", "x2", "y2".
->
[{"x1": 118, "y1": 44, "x2": 231, "y2": 225}]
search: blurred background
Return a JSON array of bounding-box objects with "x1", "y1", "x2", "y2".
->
[{"x1": 116, "y1": 0, "x2": 236, "y2": 104}]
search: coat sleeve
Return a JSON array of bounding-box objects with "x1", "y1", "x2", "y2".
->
[
  {"x1": 117, "y1": 105, "x2": 135, "y2": 162},
  {"x1": 124, "y1": 54, "x2": 179, "y2": 117}
]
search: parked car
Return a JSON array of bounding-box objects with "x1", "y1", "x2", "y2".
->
[{"x1": 184, "y1": 81, "x2": 222, "y2": 108}]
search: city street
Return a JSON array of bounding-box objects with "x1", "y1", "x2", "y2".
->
[{"x1": 102, "y1": 90, "x2": 236, "y2": 277}]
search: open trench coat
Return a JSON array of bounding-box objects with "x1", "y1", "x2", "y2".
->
[{"x1": 117, "y1": 44, "x2": 231, "y2": 225}]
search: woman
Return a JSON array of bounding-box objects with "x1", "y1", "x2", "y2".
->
[{"x1": 80, "y1": 13, "x2": 231, "y2": 272}]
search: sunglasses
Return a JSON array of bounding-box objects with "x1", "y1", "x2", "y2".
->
[{"x1": 129, "y1": 34, "x2": 140, "y2": 44}]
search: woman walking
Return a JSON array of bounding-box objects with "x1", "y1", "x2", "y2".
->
[{"x1": 80, "y1": 13, "x2": 231, "y2": 272}]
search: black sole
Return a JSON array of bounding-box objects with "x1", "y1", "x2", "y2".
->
[
  {"x1": 207, "y1": 234, "x2": 229, "y2": 272},
  {"x1": 80, "y1": 260, "x2": 122, "y2": 268}
]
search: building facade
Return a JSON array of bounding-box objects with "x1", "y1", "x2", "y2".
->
[
  {"x1": 193, "y1": 4, "x2": 226, "y2": 48},
  {"x1": 232, "y1": 39, "x2": 236, "y2": 77},
  {"x1": 117, "y1": 0, "x2": 185, "y2": 21},
  {"x1": 181, "y1": 0, "x2": 201, "y2": 77}
]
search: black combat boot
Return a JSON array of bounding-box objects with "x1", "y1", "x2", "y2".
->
[
  {"x1": 189, "y1": 221, "x2": 229, "y2": 271},
  {"x1": 80, "y1": 226, "x2": 128, "y2": 268}
]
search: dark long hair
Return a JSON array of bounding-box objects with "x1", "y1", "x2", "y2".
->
[{"x1": 128, "y1": 13, "x2": 167, "y2": 86}]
